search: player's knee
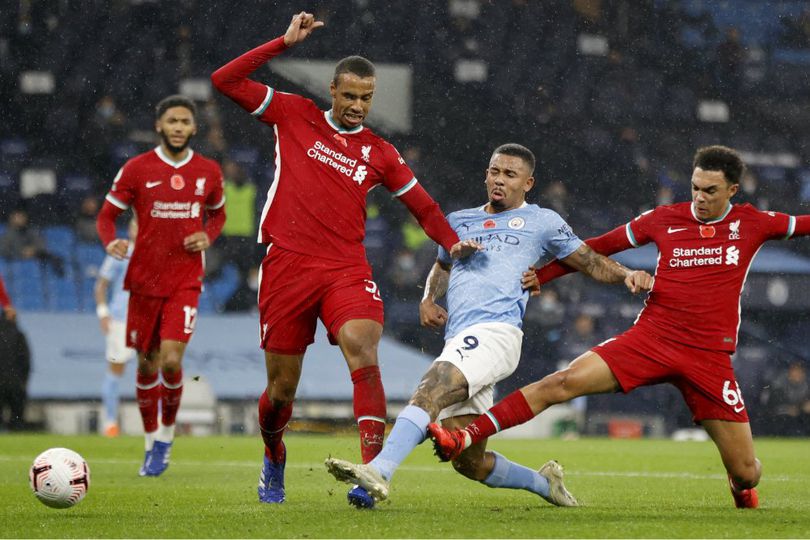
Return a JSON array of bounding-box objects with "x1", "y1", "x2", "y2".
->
[
  {"x1": 537, "y1": 369, "x2": 578, "y2": 404},
  {"x1": 730, "y1": 457, "x2": 761, "y2": 489}
]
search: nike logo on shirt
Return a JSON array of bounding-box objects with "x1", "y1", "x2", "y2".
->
[
  {"x1": 146, "y1": 181, "x2": 162, "y2": 188},
  {"x1": 667, "y1": 227, "x2": 688, "y2": 233}
]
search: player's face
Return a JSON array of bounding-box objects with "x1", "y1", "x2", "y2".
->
[
  {"x1": 155, "y1": 106, "x2": 197, "y2": 154},
  {"x1": 691, "y1": 167, "x2": 738, "y2": 221},
  {"x1": 329, "y1": 73, "x2": 375, "y2": 129},
  {"x1": 485, "y1": 153, "x2": 535, "y2": 212}
]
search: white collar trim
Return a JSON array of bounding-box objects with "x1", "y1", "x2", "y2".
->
[{"x1": 155, "y1": 146, "x2": 194, "y2": 168}]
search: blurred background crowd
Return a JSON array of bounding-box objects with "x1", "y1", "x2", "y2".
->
[{"x1": 1, "y1": 0, "x2": 810, "y2": 435}]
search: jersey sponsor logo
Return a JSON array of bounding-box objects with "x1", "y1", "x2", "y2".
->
[
  {"x1": 669, "y1": 245, "x2": 739, "y2": 268},
  {"x1": 728, "y1": 219, "x2": 741, "y2": 240},
  {"x1": 557, "y1": 223, "x2": 576, "y2": 239},
  {"x1": 333, "y1": 133, "x2": 348, "y2": 147},
  {"x1": 195, "y1": 178, "x2": 206, "y2": 196},
  {"x1": 150, "y1": 200, "x2": 200, "y2": 219},
  {"x1": 508, "y1": 217, "x2": 525, "y2": 230},
  {"x1": 146, "y1": 181, "x2": 162, "y2": 188},
  {"x1": 699, "y1": 225, "x2": 716, "y2": 238},
  {"x1": 361, "y1": 145, "x2": 372, "y2": 163},
  {"x1": 307, "y1": 140, "x2": 360, "y2": 179},
  {"x1": 170, "y1": 174, "x2": 185, "y2": 190},
  {"x1": 469, "y1": 232, "x2": 520, "y2": 251},
  {"x1": 667, "y1": 226, "x2": 687, "y2": 233},
  {"x1": 353, "y1": 165, "x2": 368, "y2": 185},
  {"x1": 483, "y1": 219, "x2": 497, "y2": 229}
]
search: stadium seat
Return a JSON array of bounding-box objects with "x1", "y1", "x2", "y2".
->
[
  {"x1": 205, "y1": 263, "x2": 240, "y2": 311},
  {"x1": 75, "y1": 242, "x2": 106, "y2": 312},
  {"x1": 8, "y1": 260, "x2": 47, "y2": 310},
  {"x1": 43, "y1": 226, "x2": 77, "y2": 260}
]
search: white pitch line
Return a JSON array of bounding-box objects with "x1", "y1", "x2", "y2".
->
[{"x1": 1, "y1": 455, "x2": 798, "y2": 482}]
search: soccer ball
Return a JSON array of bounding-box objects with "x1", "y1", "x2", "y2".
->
[{"x1": 29, "y1": 448, "x2": 91, "y2": 509}]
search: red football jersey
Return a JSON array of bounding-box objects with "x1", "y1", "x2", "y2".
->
[
  {"x1": 105, "y1": 147, "x2": 225, "y2": 297},
  {"x1": 250, "y1": 90, "x2": 416, "y2": 262},
  {"x1": 626, "y1": 202, "x2": 795, "y2": 351}
]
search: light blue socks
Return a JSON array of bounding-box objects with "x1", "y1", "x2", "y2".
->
[
  {"x1": 482, "y1": 451, "x2": 550, "y2": 498},
  {"x1": 370, "y1": 405, "x2": 430, "y2": 481},
  {"x1": 102, "y1": 372, "x2": 121, "y2": 424}
]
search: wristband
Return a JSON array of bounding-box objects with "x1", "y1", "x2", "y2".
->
[{"x1": 96, "y1": 304, "x2": 110, "y2": 319}]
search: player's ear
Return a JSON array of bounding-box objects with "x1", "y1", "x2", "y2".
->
[
  {"x1": 525, "y1": 176, "x2": 535, "y2": 192},
  {"x1": 155, "y1": 120, "x2": 162, "y2": 134},
  {"x1": 728, "y1": 182, "x2": 739, "y2": 198}
]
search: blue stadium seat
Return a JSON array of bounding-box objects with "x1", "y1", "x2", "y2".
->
[
  {"x1": 8, "y1": 260, "x2": 47, "y2": 310},
  {"x1": 205, "y1": 263, "x2": 240, "y2": 311},
  {"x1": 43, "y1": 225, "x2": 77, "y2": 260}
]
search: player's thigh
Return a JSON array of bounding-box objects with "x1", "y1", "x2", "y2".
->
[
  {"x1": 319, "y1": 261, "x2": 384, "y2": 348},
  {"x1": 436, "y1": 323, "x2": 523, "y2": 421},
  {"x1": 106, "y1": 319, "x2": 135, "y2": 364},
  {"x1": 126, "y1": 293, "x2": 164, "y2": 354},
  {"x1": 675, "y1": 349, "x2": 749, "y2": 424},
  {"x1": 702, "y1": 419, "x2": 760, "y2": 482},
  {"x1": 159, "y1": 288, "x2": 200, "y2": 343},
  {"x1": 257, "y1": 247, "x2": 321, "y2": 355}
]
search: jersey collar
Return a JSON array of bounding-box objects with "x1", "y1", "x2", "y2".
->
[
  {"x1": 481, "y1": 201, "x2": 528, "y2": 214},
  {"x1": 155, "y1": 146, "x2": 194, "y2": 168},
  {"x1": 324, "y1": 110, "x2": 364, "y2": 134},
  {"x1": 691, "y1": 201, "x2": 733, "y2": 224}
]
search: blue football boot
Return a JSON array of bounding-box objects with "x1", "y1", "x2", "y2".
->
[
  {"x1": 138, "y1": 449, "x2": 153, "y2": 477},
  {"x1": 258, "y1": 454, "x2": 286, "y2": 503},
  {"x1": 347, "y1": 485, "x2": 375, "y2": 509},
  {"x1": 144, "y1": 440, "x2": 172, "y2": 476}
]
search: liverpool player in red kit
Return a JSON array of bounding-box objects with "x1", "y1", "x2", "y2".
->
[
  {"x1": 212, "y1": 12, "x2": 476, "y2": 506},
  {"x1": 430, "y1": 145, "x2": 810, "y2": 509},
  {"x1": 96, "y1": 95, "x2": 225, "y2": 477}
]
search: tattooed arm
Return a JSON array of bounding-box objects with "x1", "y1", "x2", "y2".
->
[
  {"x1": 560, "y1": 243, "x2": 653, "y2": 294},
  {"x1": 419, "y1": 260, "x2": 452, "y2": 327}
]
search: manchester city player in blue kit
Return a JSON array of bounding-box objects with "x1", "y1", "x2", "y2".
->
[{"x1": 326, "y1": 144, "x2": 653, "y2": 507}]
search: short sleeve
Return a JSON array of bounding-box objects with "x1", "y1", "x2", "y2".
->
[
  {"x1": 755, "y1": 209, "x2": 795, "y2": 240},
  {"x1": 256, "y1": 91, "x2": 311, "y2": 126},
  {"x1": 540, "y1": 211, "x2": 584, "y2": 260},
  {"x1": 105, "y1": 161, "x2": 136, "y2": 210},
  {"x1": 380, "y1": 142, "x2": 417, "y2": 197}
]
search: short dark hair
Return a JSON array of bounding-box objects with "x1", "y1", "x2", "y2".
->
[
  {"x1": 155, "y1": 94, "x2": 196, "y2": 120},
  {"x1": 333, "y1": 56, "x2": 376, "y2": 86},
  {"x1": 492, "y1": 143, "x2": 536, "y2": 174},
  {"x1": 693, "y1": 145, "x2": 745, "y2": 185}
]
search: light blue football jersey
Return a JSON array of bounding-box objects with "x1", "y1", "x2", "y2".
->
[
  {"x1": 437, "y1": 203, "x2": 582, "y2": 339},
  {"x1": 98, "y1": 246, "x2": 132, "y2": 322}
]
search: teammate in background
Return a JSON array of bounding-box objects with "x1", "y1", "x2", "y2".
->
[
  {"x1": 325, "y1": 144, "x2": 653, "y2": 506},
  {"x1": 212, "y1": 12, "x2": 477, "y2": 506},
  {"x1": 94, "y1": 219, "x2": 137, "y2": 438},
  {"x1": 429, "y1": 145, "x2": 810, "y2": 509},
  {"x1": 96, "y1": 95, "x2": 225, "y2": 476},
  {"x1": 0, "y1": 272, "x2": 16, "y2": 321}
]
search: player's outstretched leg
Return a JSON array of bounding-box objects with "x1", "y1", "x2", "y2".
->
[
  {"x1": 325, "y1": 458, "x2": 389, "y2": 501},
  {"x1": 538, "y1": 460, "x2": 578, "y2": 507},
  {"x1": 259, "y1": 441, "x2": 287, "y2": 504},
  {"x1": 427, "y1": 423, "x2": 467, "y2": 462},
  {"x1": 728, "y1": 475, "x2": 759, "y2": 509}
]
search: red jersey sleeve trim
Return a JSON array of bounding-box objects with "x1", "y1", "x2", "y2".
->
[
  {"x1": 96, "y1": 200, "x2": 125, "y2": 247},
  {"x1": 105, "y1": 193, "x2": 129, "y2": 210},
  {"x1": 392, "y1": 177, "x2": 418, "y2": 197},
  {"x1": 251, "y1": 86, "x2": 274, "y2": 116},
  {"x1": 206, "y1": 196, "x2": 226, "y2": 210}
]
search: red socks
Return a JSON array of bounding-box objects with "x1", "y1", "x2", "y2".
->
[
  {"x1": 258, "y1": 390, "x2": 292, "y2": 462},
  {"x1": 136, "y1": 371, "x2": 160, "y2": 433},
  {"x1": 351, "y1": 366, "x2": 386, "y2": 463},
  {"x1": 161, "y1": 368, "x2": 184, "y2": 427},
  {"x1": 467, "y1": 390, "x2": 535, "y2": 445}
]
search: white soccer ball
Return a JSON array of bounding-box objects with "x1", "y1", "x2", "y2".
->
[{"x1": 29, "y1": 448, "x2": 91, "y2": 509}]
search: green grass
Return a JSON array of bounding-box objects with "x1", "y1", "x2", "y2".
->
[{"x1": 2, "y1": 434, "x2": 809, "y2": 538}]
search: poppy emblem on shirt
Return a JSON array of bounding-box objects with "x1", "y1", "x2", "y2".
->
[
  {"x1": 508, "y1": 217, "x2": 525, "y2": 230},
  {"x1": 171, "y1": 174, "x2": 185, "y2": 190},
  {"x1": 700, "y1": 225, "x2": 716, "y2": 238},
  {"x1": 333, "y1": 133, "x2": 348, "y2": 147},
  {"x1": 483, "y1": 219, "x2": 497, "y2": 229}
]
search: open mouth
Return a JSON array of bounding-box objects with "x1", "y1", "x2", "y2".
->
[{"x1": 344, "y1": 112, "x2": 363, "y2": 125}]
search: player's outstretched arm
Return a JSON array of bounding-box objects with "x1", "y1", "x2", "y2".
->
[
  {"x1": 560, "y1": 243, "x2": 653, "y2": 293},
  {"x1": 535, "y1": 223, "x2": 633, "y2": 285},
  {"x1": 397, "y1": 184, "x2": 466, "y2": 254},
  {"x1": 419, "y1": 261, "x2": 451, "y2": 328}
]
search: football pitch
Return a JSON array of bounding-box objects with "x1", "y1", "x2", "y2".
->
[{"x1": 2, "y1": 434, "x2": 808, "y2": 538}]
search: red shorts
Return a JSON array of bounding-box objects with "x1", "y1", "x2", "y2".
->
[
  {"x1": 126, "y1": 288, "x2": 200, "y2": 353},
  {"x1": 258, "y1": 245, "x2": 384, "y2": 355},
  {"x1": 592, "y1": 324, "x2": 749, "y2": 423}
]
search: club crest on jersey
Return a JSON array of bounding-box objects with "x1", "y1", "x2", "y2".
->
[
  {"x1": 361, "y1": 145, "x2": 372, "y2": 163},
  {"x1": 508, "y1": 217, "x2": 525, "y2": 230},
  {"x1": 170, "y1": 174, "x2": 185, "y2": 190},
  {"x1": 728, "y1": 219, "x2": 740, "y2": 240},
  {"x1": 700, "y1": 225, "x2": 716, "y2": 238},
  {"x1": 333, "y1": 133, "x2": 348, "y2": 147},
  {"x1": 195, "y1": 177, "x2": 206, "y2": 196},
  {"x1": 483, "y1": 219, "x2": 497, "y2": 229}
]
